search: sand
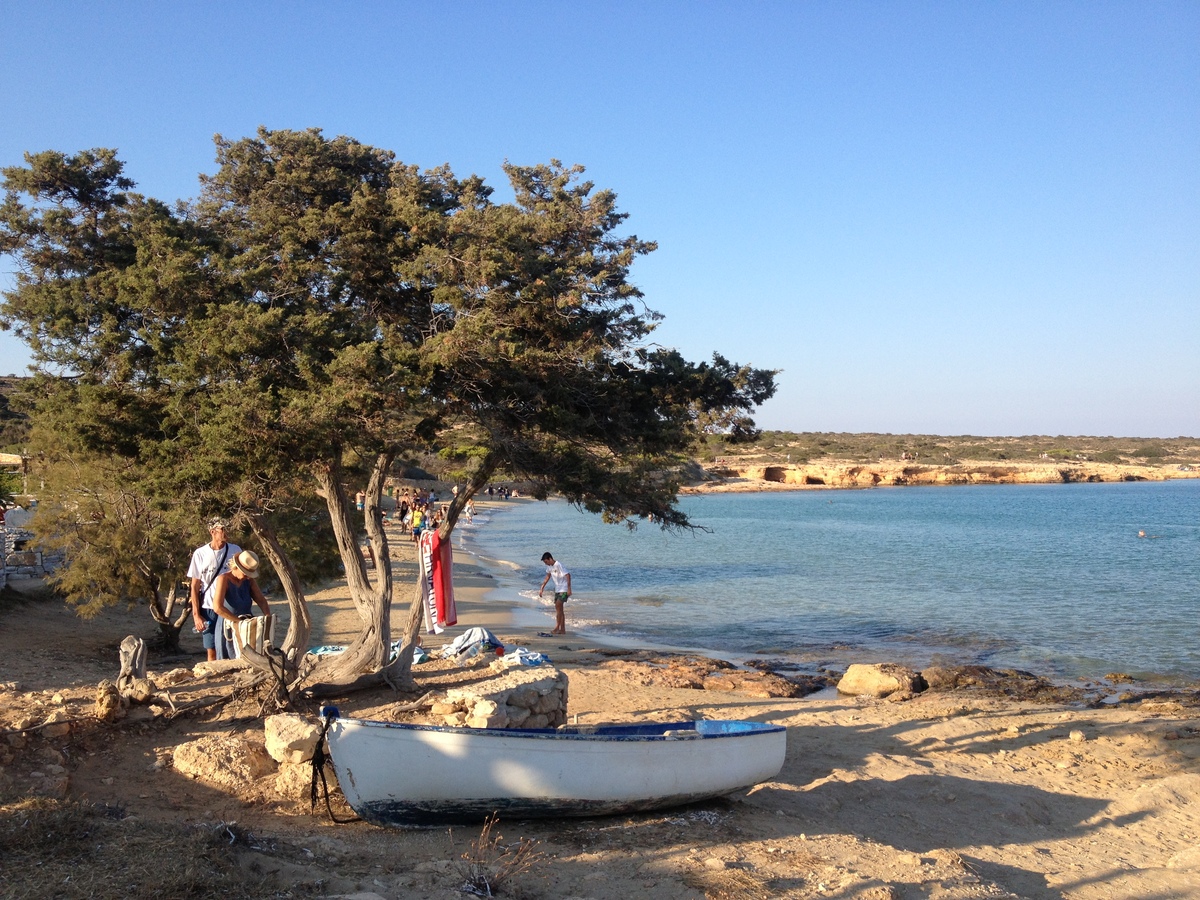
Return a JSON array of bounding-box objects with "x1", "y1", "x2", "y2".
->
[{"x1": 3, "y1": 501, "x2": 1200, "y2": 899}]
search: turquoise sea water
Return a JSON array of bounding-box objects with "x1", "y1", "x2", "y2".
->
[{"x1": 459, "y1": 480, "x2": 1200, "y2": 686}]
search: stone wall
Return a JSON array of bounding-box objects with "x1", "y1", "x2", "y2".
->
[
  {"x1": 431, "y1": 664, "x2": 569, "y2": 729},
  {"x1": 2, "y1": 520, "x2": 63, "y2": 583}
]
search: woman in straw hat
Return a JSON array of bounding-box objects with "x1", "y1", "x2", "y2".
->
[{"x1": 211, "y1": 550, "x2": 271, "y2": 660}]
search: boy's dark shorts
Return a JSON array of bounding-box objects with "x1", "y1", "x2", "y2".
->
[{"x1": 554, "y1": 592, "x2": 569, "y2": 604}]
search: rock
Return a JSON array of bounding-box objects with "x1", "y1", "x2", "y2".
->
[
  {"x1": 509, "y1": 686, "x2": 540, "y2": 709},
  {"x1": 172, "y1": 733, "x2": 276, "y2": 790},
  {"x1": 472, "y1": 699, "x2": 500, "y2": 718},
  {"x1": 275, "y1": 760, "x2": 335, "y2": 799},
  {"x1": 921, "y1": 664, "x2": 1088, "y2": 703},
  {"x1": 41, "y1": 709, "x2": 73, "y2": 738},
  {"x1": 122, "y1": 677, "x2": 155, "y2": 704},
  {"x1": 837, "y1": 663, "x2": 927, "y2": 698},
  {"x1": 264, "y1": 713, "x2": 322, "y2": 764},
  {"x1": 467, "y1": 712, "x2": 508, "y2": 729},
  {"x1": 156, "y1": 668, "x2": 193, "y2": 686},
  {"x1": 94, "y1": 680, "x2": 124, "y2": 722},
  {"x1": 505, "y1": 704, "x2": 531, "y2": 727}
]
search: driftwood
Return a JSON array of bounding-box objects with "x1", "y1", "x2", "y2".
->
[
  {"x1": 390, "y1": 690, "x2": 441, "y2": 713},
  {"x1": 93, "y1": 635, "x2": 172, "y2": 722},
  {"x1": 116, "y1": 635, "x2": 154, "y2": 703}
]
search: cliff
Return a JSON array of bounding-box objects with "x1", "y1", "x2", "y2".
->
[{"x1": 685, "y1": 460, "x2": 1200, "y2": 492}]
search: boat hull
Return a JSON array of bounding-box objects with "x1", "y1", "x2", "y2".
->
[{"x1": 323, "y1": 716, "x2": 787, "y2": 826}]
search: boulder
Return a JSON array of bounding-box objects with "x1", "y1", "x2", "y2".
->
[
  {"x1": 155, "y1": 668, "x2": 194, "y2": 686},
  {"x1": 264, "y1": 713, "x2": 323, "y2": 764},
  {"x1": 40, "y1": 709, "x2": 73, "y2": 738},
  {"x1": 275, "y1": 759, "x2": 336, "y2": 799},
  {"x1": 94, "y1": 680, "x2": 124, "y2": 722},
  {"x1": 173, "y1": 733, "x2": 276, "y2": 791},
  {"x1": 837, "y1": 663, "x2": 927, "y2": 698}
]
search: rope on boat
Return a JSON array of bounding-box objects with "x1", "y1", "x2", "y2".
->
[{"x1": 310, "y1": 708, "x2": 360, "y2": 825}]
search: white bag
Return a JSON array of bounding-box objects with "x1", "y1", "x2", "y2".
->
[{"x1": 236, "y1": 614, "x2": 276, "y2": 655}]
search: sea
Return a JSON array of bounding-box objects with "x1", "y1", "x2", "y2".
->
[{"x1": 457, "y1": 479, "x2": 1200, "y2": 687}]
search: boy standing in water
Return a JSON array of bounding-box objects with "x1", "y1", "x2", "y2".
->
[{"x1": 538, "y1": 552, "x2": 572, "y2": 635}]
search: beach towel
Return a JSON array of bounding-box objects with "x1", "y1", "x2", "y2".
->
[
  {"x1": 419, "y1": 530, "x2": 458, "y2": 633},
  {"x1": 440, "y1": 626, "x2": 504, "y2": 660},
  {"x1": 307, "y1": 641, "x2": 427, "y2": 664},
  {"x1": 497, "y1": 647, "x2": 550, "y2": 667}
]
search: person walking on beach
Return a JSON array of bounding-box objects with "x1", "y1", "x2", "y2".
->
[
  {"x1": 538, "y1": 552, "x2": 572, "y2": 635},
  {"x1": 188, "y1": 517, "x2": 241, "y2": 662}
]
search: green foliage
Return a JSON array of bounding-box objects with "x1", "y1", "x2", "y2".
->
[
  {"x1": 0, "y1": 132, "x2": 777, "y2": 670},
  {"x1": 0, "y1": 378, "x2": 30, "y2": 451},
  {"x1": 0, "y1": 472, "x2": 17, "y2": 506}
]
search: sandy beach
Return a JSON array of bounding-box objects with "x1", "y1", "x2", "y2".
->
[{"x1": 3, "y1": 501, "x2": 1200, "y2": 899}]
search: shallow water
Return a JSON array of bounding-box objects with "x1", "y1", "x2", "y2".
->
[{"x1": 460, "y1": 480, "x2": 1200, "y2": 685}]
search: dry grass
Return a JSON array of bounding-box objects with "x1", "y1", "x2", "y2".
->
[
  {"x1": 453, "y1": 812, "x2": 546, "y2": 897},
  {"x1": 0, "y1": 798, "x2": 309, "y2": 899},
  {"x1": 681, "y1": 866, "x2": 780, "y2": 900}
]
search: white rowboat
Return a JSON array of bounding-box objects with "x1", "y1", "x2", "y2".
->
[{"x1": 320, "y1": 706, "x2": 786, "y2": 826}]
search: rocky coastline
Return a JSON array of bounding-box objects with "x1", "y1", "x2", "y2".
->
[{"x1": 685, "y1": 458, "x2": 1200, "y2": 492}]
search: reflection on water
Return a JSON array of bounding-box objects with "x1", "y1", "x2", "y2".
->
[{"x1": 464, "y1": 481, "x2": 1200, "y2": 684}]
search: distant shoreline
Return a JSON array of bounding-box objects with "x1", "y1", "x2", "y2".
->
[{"x1": 684, "y1": 458, "x2": 1200, "y2": 493}]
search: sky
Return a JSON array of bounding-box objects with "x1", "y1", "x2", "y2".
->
[{"x1": 1, "y1": 2, "x2": 1196, "y2": 437}]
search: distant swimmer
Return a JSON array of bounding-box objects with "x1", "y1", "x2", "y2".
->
[
  {"x1": 1138, "y1": 530, "x2": 1145, "y2": 538},
  {"x1": 1138, "y1": 530, "x2": 1162, "y2": 539}
]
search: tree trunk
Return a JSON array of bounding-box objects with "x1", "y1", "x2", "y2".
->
[
  {"x1": 246, "y1": 511, "x2": 311, "y2": 658},
  {"x1": 145, "y1": 578, "x2": 188, "y2": 653},
  {"x1": 305, "y1": 454, "x2": 395, "y2": 683},
  {"x1": 382, "y1": 454, "x2": 499, "y2": 687}
]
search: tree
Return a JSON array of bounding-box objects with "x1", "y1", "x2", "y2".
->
[
  {"x1": 1, "y1": 134, "x2": 777, "y2": 697},
  {"x1": 31, "y1": 454, "x2": 194, "y2": 651},
  {"x1": 0, "y1": 147, "x2": 337, "y2": 662}
]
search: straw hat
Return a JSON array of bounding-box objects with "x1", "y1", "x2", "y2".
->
[{"x1": 231, "y1": 550, "x2": 260, "y2": 578}]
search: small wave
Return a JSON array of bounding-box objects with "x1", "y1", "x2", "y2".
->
[{"x1": 472, "y1": 553, "x2": 524, "y2": 572}]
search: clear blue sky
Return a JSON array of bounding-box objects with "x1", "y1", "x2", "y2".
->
[{"x1": 2, "y1": 2, "x2": 1196, "y2": 437}]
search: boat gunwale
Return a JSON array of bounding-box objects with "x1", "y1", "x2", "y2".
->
[{"x1": 327, "y1": 715, "x2": 786, "y2": 743}]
